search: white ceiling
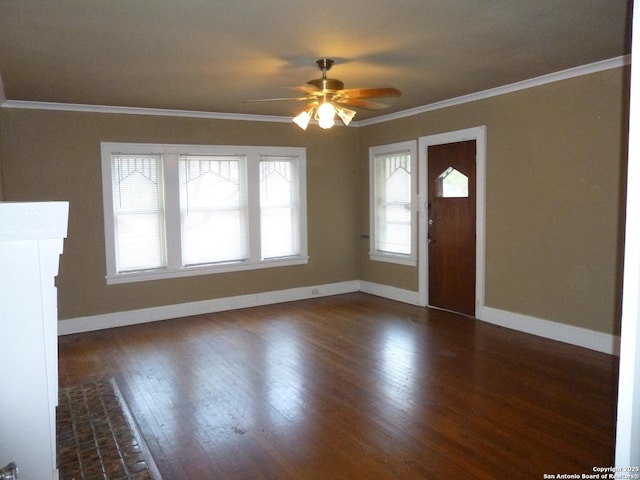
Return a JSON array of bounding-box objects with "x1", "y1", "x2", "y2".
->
[{"x1": 0, "y1": 0, "x2": 631, "y2": 121}]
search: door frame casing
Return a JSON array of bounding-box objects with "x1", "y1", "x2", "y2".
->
[{"x1": 417, "y1": 126, "x2": 487, "y2": 312}]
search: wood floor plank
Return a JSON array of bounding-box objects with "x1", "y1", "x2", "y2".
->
[{"x1": 58, "y1": 293, "x2": 618, "y2": 479}]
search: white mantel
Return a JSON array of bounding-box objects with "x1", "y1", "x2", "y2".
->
[{"x1": 0, "y1": 202, "x2": 69, "y2": 480}]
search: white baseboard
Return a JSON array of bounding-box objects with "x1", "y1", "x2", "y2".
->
[
  {"x1": 58, "y1": 280, "x2": 621, "y2": 356},
  {"x1": 57, "y1": 280, "x2": 360, "y2": 335},
  {"x1": 359, "y1": 281, "x2": 421, "y2": 305},
  {"x1": 478, "y1": 306, "x2": 621, "y2": 355}
]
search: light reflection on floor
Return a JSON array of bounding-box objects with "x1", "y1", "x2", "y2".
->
[
  {"x1": 377, "y1": 323, "x2": 422, "y2": 414},
  {"x1": 265, "y1": 324, "x2": 306, "y2": 428}
]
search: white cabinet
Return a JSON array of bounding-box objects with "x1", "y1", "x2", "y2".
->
[{"x1": 0, "y1": 202, "x2": 69, "y2": 480}]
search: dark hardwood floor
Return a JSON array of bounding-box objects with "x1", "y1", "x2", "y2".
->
[{"x1": 58, "y1": 293, "x2": 619, "y2": 479}]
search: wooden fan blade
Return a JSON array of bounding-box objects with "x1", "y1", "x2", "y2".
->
[
  {"x1": 335, "y1": 97, "x2": 393, "y2": 111},
  {"x1": 291, "y1": 84, "x2": 323, "y2": 95},
  {"x1": 338, "y1": 87, "x2": 401, "y2": 99},
  {"x1": 244, "y1": 96, "x2": 313, "y2": 103}
]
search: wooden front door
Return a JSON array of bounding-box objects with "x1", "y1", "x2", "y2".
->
[{"x1": 427, "y1": 140, "x2": 476, "y2": 316}]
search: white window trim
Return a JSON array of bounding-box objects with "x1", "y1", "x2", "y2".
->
[
  {"x1": 369, "y1": 140, "x2": 418, "y2": 266},
  {"x1": 101, "y1": 142, "x2": 308, "y2": 284}
]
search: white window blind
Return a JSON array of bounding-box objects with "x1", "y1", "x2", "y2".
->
[
  {"x1": 370, "y1": 141, "x2": 417, "y2": 265},
  {"x1": 260, "y1": 156, "x2": 300, "y2": 259},
  {"x1": 111, "y1": 154, "x2": 166, "y2": 272},
  {"x1": 179, "y1": 155, "x2": 249, "y2": 265},
  {"x1": 102, "y1": 143, "x2": 308, "y2": 284},
  {"x1": 374, "y1": 151, "x2": 412, "y2": 254}
]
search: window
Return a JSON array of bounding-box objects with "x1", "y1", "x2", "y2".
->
[
  {"x1": 260, "y1": 157, "x2": 302, "y2": 259},
  {"x1": 179, "y1": 155, "x2": 249, "y2": 265},
  {"x1": 436, "y1": 167, "x2": 469, "y2": 198},
  {"x1": 369, "y1": 141, "x2": 417, "y2": 265},
  {"x1": 101, "y1": 143, "x2": 307, "y2": 284},
  {"x1": 110, "y1": 154, "x2": 166, "y2": 272}
]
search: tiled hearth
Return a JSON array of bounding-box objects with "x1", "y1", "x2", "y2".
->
[{"x1": 57, "y1": 380, "x2": 160, "y2": 480}]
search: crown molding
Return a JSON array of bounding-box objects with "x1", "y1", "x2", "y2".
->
[
  {"x1": 1, "y1": 56, "x2": 630, "y2": 126},
  {"x1": 0, "y1": 100, "x2": 293, "y2": 123},
  {"x1": 353, "y1": 55, "x2": 631, "y2": 127}
]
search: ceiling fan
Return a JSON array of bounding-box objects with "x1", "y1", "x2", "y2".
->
[{"x1": 246, "y1": 58, "x2": 401, "y2": 129}]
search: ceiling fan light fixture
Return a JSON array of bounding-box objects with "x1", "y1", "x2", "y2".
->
[
  {"x1": 336, "y1": 106, "x2": 356, "y2": 126},
  {"x1": 316, "y1": 102, "x2": 336, "y2": 129},
  {"x1": 293, "y1": 107, "x2": 314, "y2": 130},
  {"x1": 293, "y1": 103, "x2": 356, "y2": 130}
]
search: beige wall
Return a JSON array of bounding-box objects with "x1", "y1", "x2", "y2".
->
[
  {"x1": 0, "y1": 109, "x2": 360, "y2": 320},
  {"x1": 359, "y1": 67, "x2": 629, "y2": 335},
  {"x1": 0, "y1": 66, "x2": 629, "y2": 336}
]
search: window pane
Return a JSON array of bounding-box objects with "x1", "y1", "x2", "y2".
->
[
  {"x1": 111, "y1": 155, "x2": 166, "y2": 272},
  {"x1": 436, "y1": 167, "x2": 469, "y2": 198},
  {"x1": 377, "y1": 221, "x2": 412, "y2": 254},
  {"x1": 180, "y1": 155, "x2": 248, "y2": 265},
  {"x1": 260, "y1": 158, "x2": 299, "y2": 258},
  {"x1": 375, "y1": 152, "x2": 412, "y2": 255},
  {"x1": 115, "y1": 214, "x2": 166, "y2": 270}
]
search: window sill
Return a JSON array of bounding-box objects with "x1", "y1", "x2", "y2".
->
[
  {"x1": 369, "y1": 252, "x2": 417, "y2": 266},
  {"x1": 106, "y1": 256, "x2": 309, "y2": 285}
]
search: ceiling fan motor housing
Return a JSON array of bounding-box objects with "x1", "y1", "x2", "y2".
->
[{"x1": 308, "y1": 77, "x2": 345, "y2": 92}]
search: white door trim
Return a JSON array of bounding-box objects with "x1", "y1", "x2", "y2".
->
[{"x1": 417, "y1": 126, "x2": 487, "y2": 312}]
